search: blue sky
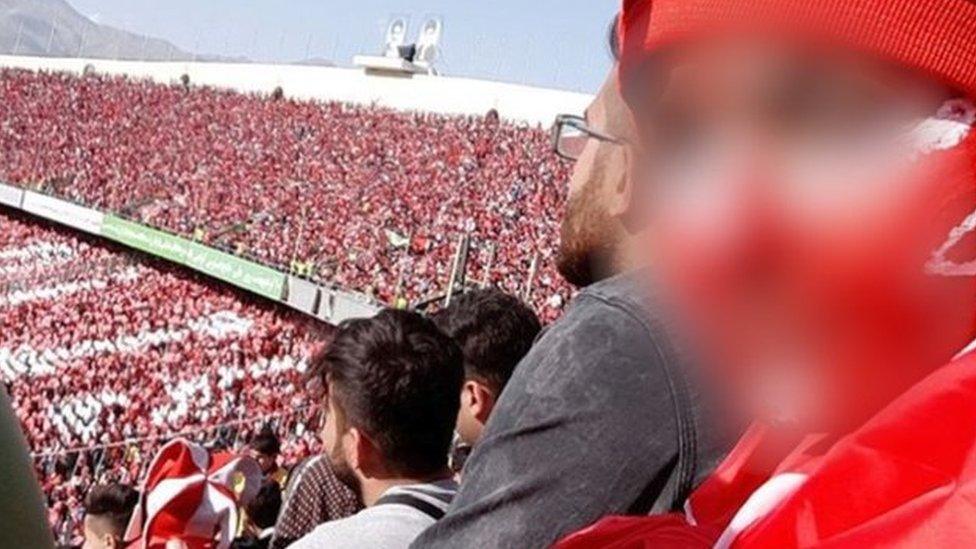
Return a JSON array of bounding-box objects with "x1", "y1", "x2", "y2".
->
[{"x1": 68, "y1": 0, "x2": 618, "y2": 93}]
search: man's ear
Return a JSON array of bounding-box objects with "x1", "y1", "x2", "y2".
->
[
  {"x1": 460, "y1": 381, "x2": 477, "y2": 409},
  {"x1": 347, "y1": 427, "x2": 373, "y2": 476},
  {"x1": 467, "y1": 380, "x2": 497, "y2": 424},
  {"x1": 607, "y1": 145, "x2": 636, "y2": 220},
  {"x1": 618, "y1": 144, "x2": 651, "y2": 233}
]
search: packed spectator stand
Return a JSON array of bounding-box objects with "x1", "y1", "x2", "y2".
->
[
  {"x1": 0, "y1": 210, "x2": 323, "y2": 544},
  {"x1": 1, "y1": 0, "x2": 971, "y2": 546},
  {"x1": 0, "y1": 68, "x2": 573, "y2": 322},
  {"x1": 0, "y1": 65, "x2": 574, "y2": 543}
]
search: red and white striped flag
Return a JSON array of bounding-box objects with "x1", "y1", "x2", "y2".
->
[{"x1": 123, "y1": 438, "x2": 262, "y2": 549}]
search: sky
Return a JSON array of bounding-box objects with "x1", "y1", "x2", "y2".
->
[{"x1": 68, "y1": 0, "x2": 619, "y2": 94}]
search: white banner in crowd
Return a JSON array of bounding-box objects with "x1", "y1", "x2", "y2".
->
[
  {"x1": 0, "y1": 183, "x2": 23, "y2": 208},
  {"x1": 21, "y1": 191, "x2": 104, "y2": 235}
]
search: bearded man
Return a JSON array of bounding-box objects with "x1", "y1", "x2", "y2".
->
[
  {"x1": 414, "y1": 17, "x2": 731, "y2": 549},
  {"x1": 558, "y1": 0, "x2": 976, "y2": 546}
]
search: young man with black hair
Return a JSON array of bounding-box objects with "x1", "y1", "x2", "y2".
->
[
  {"x1": 432, "y1": 288, "x2": 541, "y2": 447},
  {"x1": 292, "y1": 309, "x2": 464, "y2": 549},
  {"x1": 82, "y1": 483, "x2": 139, "y2": 549},
  {"x1": 247, "y1": 428, "x2": 286, "y2": 487}
]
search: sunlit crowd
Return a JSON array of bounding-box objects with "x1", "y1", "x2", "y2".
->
[
  {"x1": 0, "y1": 69, "x2": 572, "y2": 322},
  {"x1": 5, "y1": 0, "x2": 976, "y2": 547}
]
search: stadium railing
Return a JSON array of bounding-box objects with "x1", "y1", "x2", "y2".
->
[{"x1": 0, "y1": 182, "x2": 382, "y2": 323}]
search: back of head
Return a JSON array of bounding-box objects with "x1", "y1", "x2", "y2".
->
[
  {"x1": 433, "y1": 288, "x2": 541, "y2": 395},
  {"x1": 312, "y1": 309, "x2": 464, "y2": 478},
  {"x1": 245, "y1": 480, "x2": 282, "y2": 531},
  {"x1": 250, "y1": 428, "x2": 281, "y2": 457},
  {"x1": 84, "y1": 483, "x2": 139, "y2": 541},
  {"x1": 248, "y1": 427, "x2": 282, "y2": 476}
]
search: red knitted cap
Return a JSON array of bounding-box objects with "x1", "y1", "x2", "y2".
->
[{"x1": 620, "y1": 0, "x2": 976, "y2": 100}]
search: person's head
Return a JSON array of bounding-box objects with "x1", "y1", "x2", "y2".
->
[
  {"x1": 307, "y1": 309, "x2": 463, "y2": 501},
  {"x1": 82, "y1": 483, "x2": 138, "y2": 549},
  {"x1": 247, "y1": 429, "x2": 281, "y2": 475},
  {"x1": 432, "y1": 288, "x2": 541, "y2": 446},
  {"x1": 244, "y1": 480, "x2": 282, "y2": 533},
  {"x1": 621, "y1": 0, "x2": 976, "y2": 429},
  {"x1": 555, "y1": 16, "x2": 641, "y2": 288}
]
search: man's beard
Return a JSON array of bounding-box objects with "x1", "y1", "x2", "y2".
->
[
  {"x1": 328, "y1": 436, "x2": 362, "y2": 501},
  {"x1": 556, "y1": 181, "x2": 618, "y2": 288}
]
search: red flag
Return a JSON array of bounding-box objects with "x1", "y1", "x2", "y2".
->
[{"x1": 555, "y1": 349, "x2": 976, "y2": 548}]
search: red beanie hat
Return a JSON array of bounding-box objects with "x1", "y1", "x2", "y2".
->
[{"x1": 619, "y1": 0, "x2": 976, "y2": 99}]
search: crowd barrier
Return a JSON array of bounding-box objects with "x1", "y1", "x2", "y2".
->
[
  {"x1": 0, "y1": 183, "x2": 381, "y2": 324},
  {"x1": 29, "y1": 406, "x2": 313, "y2": 460}
]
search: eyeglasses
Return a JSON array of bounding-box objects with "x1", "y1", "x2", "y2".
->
[{"x1": 551, "y1": 114, "x2": 623, "y2": 161}]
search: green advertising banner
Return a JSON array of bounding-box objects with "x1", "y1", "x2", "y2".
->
[
  {"x1": 101, "y1": 215, "x2": 191, "y2": 264},
  {"x1": 103, "y1": 215, "x2": 285, "y2": 300},
  {"x1": 185, "y1": 243, "x2": 286, "y2": 300}
]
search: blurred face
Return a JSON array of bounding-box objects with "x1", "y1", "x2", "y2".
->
[
  {"x1": 556, "y1": 69, "x2": 632, "y2": 287},
  {"x1": 634, "y1": 39, "x2": 976, "y2": 429}
]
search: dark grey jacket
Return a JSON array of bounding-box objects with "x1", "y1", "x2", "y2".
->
[{"x1": 412, "y1": 272, "x2": 728, "y2": 548}]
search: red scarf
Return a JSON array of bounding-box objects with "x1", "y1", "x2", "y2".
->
[{"x1": 555, "y1": 348, "x2": 976, "y2": 547}]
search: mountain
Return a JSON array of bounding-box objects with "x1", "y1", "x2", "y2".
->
[
  {"x1": 0, "y1": 0, "x2": 192, "y2": 61},
  {"x1": 0, "y1": 0, "x2": 337, "y2": 66},
  {"x1": 295, "y1": 57, "x2": 337, "y2": 67}
]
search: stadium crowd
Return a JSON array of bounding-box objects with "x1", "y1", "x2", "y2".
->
[
  {"x1": 0, "y1": 211, "x2": 322, "y2": 544},
  {"x1": 0, "y1": 69, "x2": 572, "y2": 321},
  {"x1": 5, "y1": 0, "x2": 976, "y2": 547}
]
